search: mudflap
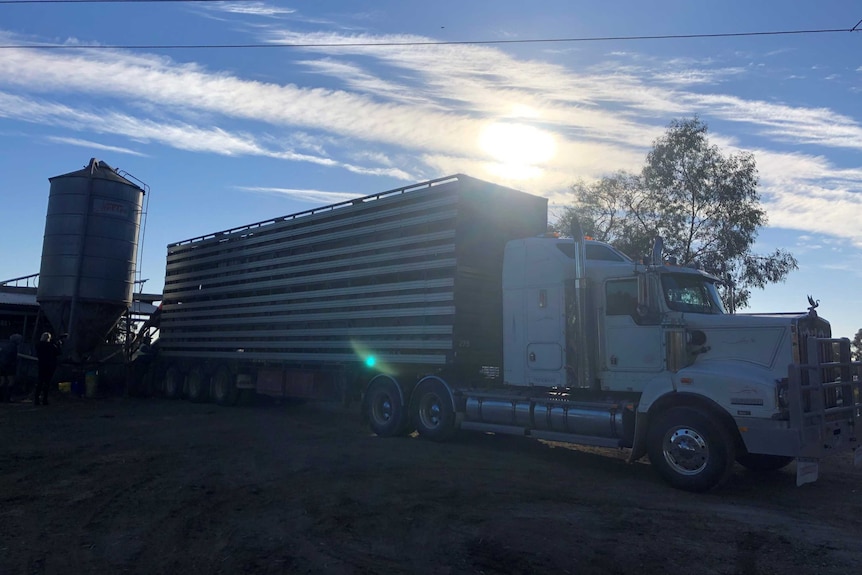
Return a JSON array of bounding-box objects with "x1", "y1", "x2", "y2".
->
[{"x1": 796, "y1": 457, "x2": 819, "y2": 487}]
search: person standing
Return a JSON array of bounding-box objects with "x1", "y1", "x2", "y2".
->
[
  {"x1": 0, "y1": 334, "x2": 22, "y2": 402},
  {"x1": 35, "y1": 332, "x2": 62, "y2": 406}
]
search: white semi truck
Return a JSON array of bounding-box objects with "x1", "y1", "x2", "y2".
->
[{"x1": 143, "y1": 174, "x2": 861, "y2": 491}]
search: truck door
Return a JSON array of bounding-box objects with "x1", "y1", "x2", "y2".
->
[
  {"x1": 525, "y1": 286, "x2": 565, "y2": 386},
  {"x1": 603, "y1": 279, "x2": 663, "y2": 374}
]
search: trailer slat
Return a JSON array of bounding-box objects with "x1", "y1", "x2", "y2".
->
[{"x1": 158, "y1": 175, "x2": 549, "y2": 376}]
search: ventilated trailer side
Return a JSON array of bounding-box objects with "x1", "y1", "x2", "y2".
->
[{"x1": 156, "y1": 175, "x2": 547, "y2": 401}]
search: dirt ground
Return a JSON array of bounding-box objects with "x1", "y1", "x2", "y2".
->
[{"x1": 1, "y1": 392, "x2": 861, "y2": 575}]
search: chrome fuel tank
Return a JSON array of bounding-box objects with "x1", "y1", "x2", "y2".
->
[
  {"x1": 465, "y1": 395, "x2": 624, "y2": 439},
  {"x1": 465, "y1": 397, "x2": 532, "y2": 427}
]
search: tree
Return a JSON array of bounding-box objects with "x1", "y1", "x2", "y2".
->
[
  {"x1": 554, "y1": 117, "x2": 797, "y2": 311},
  {"x1": 852, "y1": 329, "x2": 862, "y2": 362}
]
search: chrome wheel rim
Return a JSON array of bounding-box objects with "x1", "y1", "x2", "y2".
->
[
  {"x1": 418, "y1": 393, "x2": 443, "y2": 429},
  {"x1": 662, "y1": 426, "x2": 709, "y2": 475},
  {"x1": 371, "y1": 393, "x2": 393, "y2": 424}
]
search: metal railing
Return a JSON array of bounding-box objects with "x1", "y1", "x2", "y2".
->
[
  {"x1": 0, "y1": 273, "x2": 39, "y2": 288},
  {"x1": 788, "y1": 337, "x2": 861, "y2": 458}
]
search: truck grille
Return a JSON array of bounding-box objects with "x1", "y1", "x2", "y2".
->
[{"x1": 791, "y1": 315, "x2": 831, "y2": 365}]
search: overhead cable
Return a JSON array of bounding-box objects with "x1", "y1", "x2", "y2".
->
[
  {"x1": 0, "y1": 26, "x2": 859, "y2": 50},
  {"x1": 0, "y1": 0, "x2": 249, "y2": 4}
]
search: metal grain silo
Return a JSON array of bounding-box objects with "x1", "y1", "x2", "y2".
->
[{"x1": 37, "y1": 158, "x2": 146, "y2": 360}]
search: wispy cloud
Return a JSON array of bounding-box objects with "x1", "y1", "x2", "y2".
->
[
  {"x1": 206, "y1": 2, "x2": 296, "y2": 18},
  {"x1": 756, "y1": 150, "x2": 862, "y2": 246},
  {"x1": 0, "y1": 91, "x2": 411, "y2": 177},
  {"x1": 237, "y1": 186, "x2": 359, "y2": 204},
  {"x1": 44, "y1": 136, "x2": 148, "y2": 157},
  {"x1": 651, "y1": 67, "x2": 747, "y2": 86},
  {"x1": 0, "y1": 25, "x2": 859, "y2": 247}
]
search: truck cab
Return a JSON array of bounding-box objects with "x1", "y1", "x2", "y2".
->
[{"x1": 497, "y1": 234, "x2": 855, "y2": 491}]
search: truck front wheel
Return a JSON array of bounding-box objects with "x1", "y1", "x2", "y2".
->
[
  {"x1": 365, "y1": 376, "x2": 408, "y2": 437},
  {"x1": 647, "y1": 406, "x2": 735, "y2": 492},
  {"x1": 411, "y1": 377, "x2": 456, "y2": 442}
]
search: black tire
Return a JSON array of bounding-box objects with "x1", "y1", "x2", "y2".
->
[
  {"x1": 411, "y1": 377, "x2": 457, "y2": 442},
  {"x1": 186, "y1": 366, "x2": 209, "y2": 403},
  {"x1": 211, "y1": 366, "x2": 239, "y2": 406},
  {"x1": 164, "y1": 366, "x2": 185, "y2": 399},
  {"x1": 647, "y1": 406, "x2": 736, "y2": 492},
  {"x1": 364, "y1": 375, "x2": 409, "y2": 437},
  {"x1": 736, "y1": 453, "x2": 794, "y2": 472}
]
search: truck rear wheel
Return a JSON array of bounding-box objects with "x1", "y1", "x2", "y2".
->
[
  {"x1": 365, "y1": 375, "x2": 409, "y2": 437},
  {"x1": 736, "y1": 453, "x2": 794, "y2": 472},
  {"x1": 411, "y1": 377, "x2": 457, "y2": 441},
  {"x1": 164, "y1": 366, "x2": 184, "y2": 399},
  {"x1": 211, "y1": 367, "x2": 239, "y2": 406},
  {"x1": 186, "y1": 366, "x2": 209, "y2": 403},
  {"x1": 647, "y1": 406, "x2": 735, "y2": 492}
]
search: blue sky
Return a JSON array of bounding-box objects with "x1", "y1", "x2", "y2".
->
[{"x1": 0, "y1": 1, "x2": 860, "y2": 338}]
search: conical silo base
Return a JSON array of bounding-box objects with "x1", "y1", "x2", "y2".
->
[{"x1": 37, "y1": 299, "x2": 128, "y2": 362}]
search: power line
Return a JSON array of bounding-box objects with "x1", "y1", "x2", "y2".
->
[
  {"x1": 0, "y1": 0, "x2": 242, "y2": 3},
  {"x1": 0, "y1": 26, "x2": 859, "y2": 50}
]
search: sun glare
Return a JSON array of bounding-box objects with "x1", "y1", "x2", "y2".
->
[{"x1": 479, "y1": 122, "x2": 557, "y2": 180}]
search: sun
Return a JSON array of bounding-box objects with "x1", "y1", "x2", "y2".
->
[{"x1": 478, "y1": 122, "x2": 557, "y2": 179}]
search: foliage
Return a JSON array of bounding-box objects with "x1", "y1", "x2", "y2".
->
[
  {"x1": 852, "y1": 329, "x2": 862, "y2": 362},
  {"x1": 553, "y1": 117, "x2": 798, "y2": 311}
]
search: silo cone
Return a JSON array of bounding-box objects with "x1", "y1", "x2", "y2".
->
[{"x1": 37, "y1": 158, "x2": 145, "y2": 361}]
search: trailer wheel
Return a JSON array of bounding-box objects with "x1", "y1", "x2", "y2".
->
[
  {"x1": 211, "y1": 367, "x2": 239, "y2": 406},
  {"x1": 164, "y1": 366, "x2": 184, "y2": 399},
  {"x1": 364, "y1": 375, "x2": 408, "y2": 437},
  {"x1": 647, "y1": 406, "x2": 735, "y2": 492},
  {"x1": 186, "y1": 366, "x2": 209, "y2": 403},
  {"x1": 736, "y1": 453, "x2": 794, "y2": 472},
  {"x1": 411, "y1": 377, "x2": 457, "y2": 442}
]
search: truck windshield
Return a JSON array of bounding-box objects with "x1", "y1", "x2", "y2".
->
[{"x1": 661, "y1": 273, "x2": 725, "y2": 314}]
